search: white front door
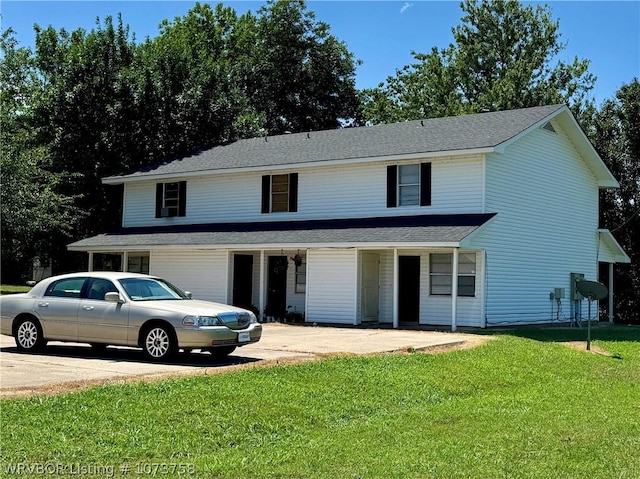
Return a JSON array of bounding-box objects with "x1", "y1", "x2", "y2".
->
[{"x1": 361, "y1": 252, "x2": 380, "y2": 322}]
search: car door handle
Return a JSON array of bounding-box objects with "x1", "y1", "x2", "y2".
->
[
  {"x1": 82, "y1": 306, "x2": 94, "y2": 311},
  {"x1": 38, "y1": 302, "x2": 49, "y2": 308}
]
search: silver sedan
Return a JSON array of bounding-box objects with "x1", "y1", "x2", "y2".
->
[{"x1": 0, "y1": 272, "x2": 262, "y2": 360}]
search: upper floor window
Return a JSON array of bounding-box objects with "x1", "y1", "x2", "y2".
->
[
  {"x1": 429, "y1": 252, "x2": 476, "y2": 297},
  {"x1": 262, "y1": 173, "x2": 298, "y2": 213},
  {"x1": 155, "y1": 181, "x2": 186, "y2": 218},
  {"x1": 387, "y1": 163, "x2": 431, "y2": 208}
]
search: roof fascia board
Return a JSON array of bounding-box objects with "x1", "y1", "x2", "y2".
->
[
  {"x1": 597, "y1": 229, "x2": 631, "y2": 263},
  {"x1": 493, "y1": 105, "x2": 619, "y2": 189},
  {"x1": 557, "y1": 111, "x2": 619, "y2": 189},
  {"x1": 69, "y1": 241, "x2": 464, "y2": 252},
  {"x1": 102, "y1": 147, "x2": 494, "y2": 185},
  {"x1": 492, "y1": 104, "x2": 566, "y2": 153}
]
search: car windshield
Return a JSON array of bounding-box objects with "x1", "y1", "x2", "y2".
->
[{"x1": 118, "y1": 277, "x2": 189, "y2": 301}]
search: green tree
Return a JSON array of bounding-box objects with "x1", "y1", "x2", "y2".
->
[
  {"x1": 240, "y1": 0, "x2": 360, "y2": 133},
  {"x1": 361, "y1": 0, "x2": 595, "y2": 123},
  {"x1": 0, "y1": 30, "x2": 81, "y2": 283},
  {"x1": 589, "y1": 79, "x2": 640, "y2": 323}
]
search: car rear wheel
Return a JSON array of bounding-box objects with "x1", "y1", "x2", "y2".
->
[
  {"x1": 207, "y1": 345, "x2": 236, "y2": 360},
  {"x1": 15, "y1": 317, "x2": 46, "y2": 352},
  {"x1": 142, "y1": 325, "x2": 176, "y2": 360}
]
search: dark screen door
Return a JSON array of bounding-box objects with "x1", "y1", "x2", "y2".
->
[{"x1": 398, "y1": 256, "x2": 420, "y2": 322}]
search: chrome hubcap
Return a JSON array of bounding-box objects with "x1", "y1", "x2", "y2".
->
[
  {"x1": 145, "y1": 328, "x2": 169, "y2": 358},
  {"x1": 17, "y1": 321, "x2": 38, "y2": 349}
]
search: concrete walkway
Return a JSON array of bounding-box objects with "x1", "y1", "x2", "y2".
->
[{"x1": 0, "y1": 323, "x2": 480, "y2": 397}]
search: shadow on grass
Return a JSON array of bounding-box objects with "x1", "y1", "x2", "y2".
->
[{"x1": 474, "y1": 322, "x2": 640, "y2": 344}]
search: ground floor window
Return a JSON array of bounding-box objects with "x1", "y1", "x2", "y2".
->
[
  {"x1": 92, "y1": 253, "x2": 122, "y2": 272},
  {"x1": 295, "y1": 262, "x2": 306, "y2": 293},
  {"x1": 127, "y1": 254, "x2": 150, "y2": 274},
  {"x1": 429, "y1": 252, "x2": 476, "y2": 296}
]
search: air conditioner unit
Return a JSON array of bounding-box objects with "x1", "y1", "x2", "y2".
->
[{"x1": 160, "y1": 208, "x2": 171, "y2": 217}]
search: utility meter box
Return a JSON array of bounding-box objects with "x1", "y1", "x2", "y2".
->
[
  {"x1": 570, "y1": 273, "x2": 585, "y2": 301},
  {"x1": 554, "y1": 288, "x2": 565, "y2": 300}
]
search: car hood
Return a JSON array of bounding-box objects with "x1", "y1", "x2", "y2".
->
[{"x1": 130, "y1": 299, "x2": 254, "y2": 330}]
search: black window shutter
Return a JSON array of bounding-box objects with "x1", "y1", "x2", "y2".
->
[
  {"x1": 420, "y1": 163, "x2": 432, "y2": 206},
  {"x1": 261, "y1": 175, "x2": 271, "y2": 213},
  {"x1": 178, "y1": 181, "x2": 187, "y2": 216},
  {"x1": 288, "y1": 173, "x2": 298, "y2": 212},
  {"x1": 386, "y1": 165, "x2": 397, "y2": 208},
  {"x1": 155, "y1": 183, "x2": 163, "y2": 218}
]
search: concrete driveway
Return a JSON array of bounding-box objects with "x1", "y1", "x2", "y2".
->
[{"x1": 0, "y1": 324, "x2": 482, "y2": 398}]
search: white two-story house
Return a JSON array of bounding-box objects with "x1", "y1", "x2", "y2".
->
[{"x1": 69, "y1": 104, "x2": 629, "y2": 329}]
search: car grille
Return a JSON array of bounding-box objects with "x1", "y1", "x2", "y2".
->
[{"x1": 217, "y1": 312, "x2": 251, "y2": 330}]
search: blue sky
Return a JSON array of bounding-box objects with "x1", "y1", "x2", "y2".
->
[{"x1": 2, "y1": 1, "x2": 639, "y2": 105}]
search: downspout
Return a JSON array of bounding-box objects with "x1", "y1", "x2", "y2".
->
[{"x1": 451, "y1": 247, "x2": 459, "y2": 332}]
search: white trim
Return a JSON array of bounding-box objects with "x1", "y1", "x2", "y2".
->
[
  {"x1": 69, "y1": 241, "x2": 466, "y2": 253},
  {"x1": 259, "y1": 250, "x2": 266, "y2": 322},
  {"x1": 451, "y1": 247, "x2": 459, "y2": 332},
  {"x1": 597, "y1": 229, "x2": 630, "y2": 263},
  {"x1": 102, "y1": 149, "x2": 495, "y2": 185},
  {"x1": 393, "y1": 248, "x2": 399, "y2": 329}
]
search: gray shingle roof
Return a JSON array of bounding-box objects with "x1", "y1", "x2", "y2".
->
[
  {"x1": 68, "y1": 225, "x2": 483, "y2": 250},
  {"x1": 105, "y1": 104, "x2": 565, "y2": 181},
  {"x1": 68, "y1": 214, "x2": 495, "y2": 250}
]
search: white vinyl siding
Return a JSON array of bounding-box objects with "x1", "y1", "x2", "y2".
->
[
  {"x1": 468, "y1": 123, "x2": 599, "y2": 325},
  {"x1": 306, "y1": 249, "x2": 357, "y2": 324},
  {"x1": 149, "y1": 250, "x2": 228, "y2": 303},
  {"x1": 121, "y1": 156, "x2": 484, "y2": 228}
]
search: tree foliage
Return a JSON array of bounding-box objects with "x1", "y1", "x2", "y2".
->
[
  {"x1": 0, "y1": 30, "x2": 83, "y2": 283},
  {"x1": 588, "y1": 79, "x2": 640, "y2": 323},
  {"x1": 0, "y1": 1, "x2": 360, "y2": 281},
  {"x1": 360, "y1": 0, "x2": 596, "y2": 123}
]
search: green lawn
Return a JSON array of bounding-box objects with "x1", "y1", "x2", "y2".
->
[
  {"x1": 1, "y1": 325, "x2": 639, "y2": 478},
  {"x1": 0, "y1": 285, "x2": 31, "y2": 295}
]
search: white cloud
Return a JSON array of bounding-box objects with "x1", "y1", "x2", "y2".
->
[{"x1": 400, "y1": 2, "x2": 414, "y2": 14}]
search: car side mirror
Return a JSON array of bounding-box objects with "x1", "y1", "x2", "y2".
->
[
  {"x1": 105, "y1": 292, "x2": 123, "y2": 303},
  {"x1": 184, "y1": 291, "x2": 193, "y2": 299}
]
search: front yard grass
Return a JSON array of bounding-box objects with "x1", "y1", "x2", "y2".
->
[
  {"x1": 0, "y1": 285, "x2": 31, "y2": 295},
  {"x1": 1, "y1": 325, "x2": 639, "y2": 478}
]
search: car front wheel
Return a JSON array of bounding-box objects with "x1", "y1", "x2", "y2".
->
[
  {"x1": 142, "y1": 325, "x2": 176, "y2": 360},
  {"x1": 15, "y1": 317, "x2": 46, "y2": 352}
]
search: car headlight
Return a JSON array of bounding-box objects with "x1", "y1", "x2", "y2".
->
[{"x1": 183, "y1": 315, "x2": 224, "y2": 327}]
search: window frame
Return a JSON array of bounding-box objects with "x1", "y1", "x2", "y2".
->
[
  {"x1": 295, "y1": 262, "x2": 306, "y2": 294},
  {"x1": 261, "y1": 173, "x2": 298, "y2": 214},
  {"x1": 155, "y1": 181, "x2": 186, "y2": 218},
  {"x1": 387, "y1": 163, "x2": 431, "y2": 208},
  {"x1": 429, "y1": 252, "x2": 476, "y2": 297}
]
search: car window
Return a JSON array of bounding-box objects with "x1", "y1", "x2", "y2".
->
[
  {"x1": 118, "y1": 278, "x2": 188, "y2": 301},
  {"x1": 85, "y1": 278, "x2": 118, "y2": 300},
  {"x1": 44, "y1": 278, "x2": 87, "y2": 298}
]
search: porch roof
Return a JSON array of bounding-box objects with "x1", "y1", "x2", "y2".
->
[{"x1": 68, "y1": 214, "x2": 496, "y2": 251}]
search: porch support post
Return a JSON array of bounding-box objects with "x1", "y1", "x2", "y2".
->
[
  {"x1": 122, "y1": 252, "x2": 128, "y2": 273},
  {"x1": 393, "y1": 248, "x2": 399, "y2": 329},
  {"x1": 259, "y1": 250, "x2": 266, "y2": 323},
  {"x1": 88, "y1": 252, "x2": 94, "y2": 272},
  {"x1": 451, "y1": 247, "x2": 459, "y2": 332},
  {"x1": 608, "y1": 262, "x2": 614, "y2": 323}
]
